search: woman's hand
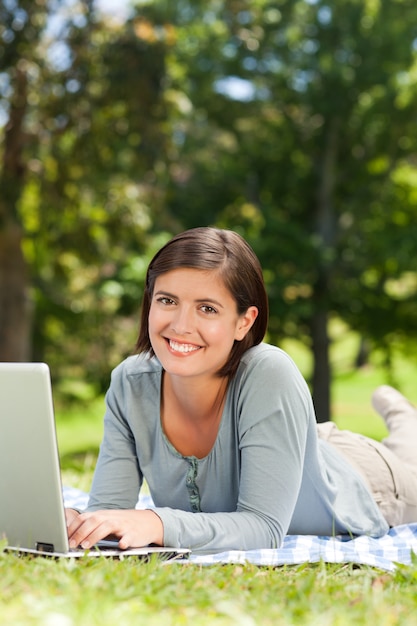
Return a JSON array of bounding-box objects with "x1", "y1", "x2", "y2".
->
[{"x1": 66, "y1": 508, "x2": 164, "y2": 550}]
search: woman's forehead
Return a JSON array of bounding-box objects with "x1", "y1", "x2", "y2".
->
[{"x1": 153, "y1": 268, "x2": 234, "y2": 299}]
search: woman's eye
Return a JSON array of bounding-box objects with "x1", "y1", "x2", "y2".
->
[
  {"x1": 200, "y1": 305, "x2": 218, "y2": 314},
  {"x1": 157, "y1": 297, "x2": 175, "y2": 305}
]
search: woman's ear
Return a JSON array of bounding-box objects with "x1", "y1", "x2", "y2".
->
[{"x1": 235, "y1": 306, "x2": 259, "y2": 341}]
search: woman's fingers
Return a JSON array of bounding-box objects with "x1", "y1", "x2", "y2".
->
[
  {"x1": 66, "y1": 509, "x2": 163, "y2": 549},
  {"x1": 68, "y1": 511, "x2": 113, "y2": 548}
]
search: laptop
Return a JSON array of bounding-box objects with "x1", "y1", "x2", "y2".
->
[{"x1": 0, "y1": 362, "x2": 190, "y2": 560}]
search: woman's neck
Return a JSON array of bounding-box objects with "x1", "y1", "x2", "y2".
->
[
  {"x1": 160, "y1": 373, "x2": 229, "y2": 458},
  {"x1": 163, "y1": 372, "x2": 228, "y2": 422}
]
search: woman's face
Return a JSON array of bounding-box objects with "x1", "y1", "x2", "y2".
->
[{"x1": 148, "y1": 268, "x2": 257, "y2": 382}]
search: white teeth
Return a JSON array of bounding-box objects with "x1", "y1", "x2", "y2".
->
[{"x1": 169, "y1": 340, "x2": 200, "y2": 353}]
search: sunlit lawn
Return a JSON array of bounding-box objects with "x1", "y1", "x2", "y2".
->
[{"x1": 1, "y1": 552, "x2": 417, "y2": 625}]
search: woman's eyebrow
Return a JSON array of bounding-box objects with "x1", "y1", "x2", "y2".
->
[
  {"x1": 154, "y1": 290, "x2": 177, "y2": 298},
  {"x1": 195, "y1": 298, "x2": 224, "y2": 309},
  {"x1": 154, "y1": 290, "x2": 224, "y2": 308}
]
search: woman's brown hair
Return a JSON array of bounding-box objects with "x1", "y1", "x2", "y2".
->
[{"x1": 136, "y1": 227, "x2": 268, "y2": 378}]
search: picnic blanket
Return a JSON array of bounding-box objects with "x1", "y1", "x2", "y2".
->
[{"x1": 63, "y1": 486, "x2": 417, "y2": 572}]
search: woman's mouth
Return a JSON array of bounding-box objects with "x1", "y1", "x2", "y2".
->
[{"x1": 168, "y1": 339, "x2": 202, "y2": 354}]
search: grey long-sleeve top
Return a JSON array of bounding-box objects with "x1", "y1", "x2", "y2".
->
[{"x1": 87, "y1": 343, "x2": 389, "y2": 551}]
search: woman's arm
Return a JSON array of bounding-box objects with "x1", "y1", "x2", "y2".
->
[{"x1": 87, "y1": 370, "x2": 144, "y2": 512}]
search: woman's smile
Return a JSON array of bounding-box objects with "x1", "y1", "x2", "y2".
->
[{"x1": 166, "y1": 339, "x2": 202, "y2": 355}]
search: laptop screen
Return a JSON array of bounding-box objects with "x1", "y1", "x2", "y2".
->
[{"x1": 0, "y1": 363, "x2": 70, "y2": 553}]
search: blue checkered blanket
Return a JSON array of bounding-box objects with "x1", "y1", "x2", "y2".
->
[{"x1": 63, "y1": 486, "x2": 417, "y2": 571}]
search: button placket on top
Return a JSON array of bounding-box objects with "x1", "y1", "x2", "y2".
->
[{"x1": 186, "y1": 457, "x2": 201, "y2": 512}]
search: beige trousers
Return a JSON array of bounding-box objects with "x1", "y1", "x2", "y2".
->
[{"x1": 317, "y1": 417, "x2": 417, "y2": 527}]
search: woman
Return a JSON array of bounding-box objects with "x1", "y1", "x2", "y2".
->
[{"x1": 66, "y1": 227, "x2": 417, "y2": 551}]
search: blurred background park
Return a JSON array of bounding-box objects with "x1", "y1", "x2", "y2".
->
[{"x1": 1, "y1": 0, "x2": 417, "y2": 467}]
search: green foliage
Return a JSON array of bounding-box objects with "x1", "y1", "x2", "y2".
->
[
  {"x1": 2, "y1": 0, "x2": 417, "y2": 408},
  {"x1": 1, "y1": 1, "x2": 175, "y2": 389}
]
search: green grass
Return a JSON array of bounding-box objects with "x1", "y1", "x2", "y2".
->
[
  {"x1": 55, "y1": 396, "x2": 104, "y2": 458},
  {"x1": 2, "y1": 335, "x2": 417, "y2": 625},
  {"x1": 1, "y1": 550, "x2": 417, "y2": 625}
]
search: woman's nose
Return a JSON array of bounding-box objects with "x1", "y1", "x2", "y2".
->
[{"x1": 171, "y1": 306, "x2": 193, "y2": 335}]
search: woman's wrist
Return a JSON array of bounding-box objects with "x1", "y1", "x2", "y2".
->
[{"x1": 144, "y1": 509, "x2": 164, "y2": 545}]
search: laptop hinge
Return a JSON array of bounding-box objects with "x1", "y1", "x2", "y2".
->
[{"x1": 36, "y1": 542, "x2": 54, "y2": 553}]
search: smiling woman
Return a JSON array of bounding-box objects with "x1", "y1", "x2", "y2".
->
[
  {"x1": 137, "y1": 228, "x2": 267, "y2": 378},
  {"x1": 65, "y1": 227, "x2": 417, "y2": 553},
  {"x1": 148, "y1": 267, "x2": 258, "y2": 381}
]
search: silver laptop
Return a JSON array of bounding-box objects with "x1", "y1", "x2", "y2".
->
[{"x1": 0, "y1": 362, "x2": 189, "y2": 560}]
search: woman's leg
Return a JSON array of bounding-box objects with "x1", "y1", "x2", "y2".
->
[
  {"x1": 372, "y1": 385, "x2": 417, "y2": 467},
  {"x1": 318, "y1": 388, "x2": 417, "y2": 526}
]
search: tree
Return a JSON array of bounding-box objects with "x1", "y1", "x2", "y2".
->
[
  {"x1": 0, "y1": 0, "x2": 49, "y2": 361},
  {"x1": 0, "y1": 0, "x2": 172, "y2": 390}
]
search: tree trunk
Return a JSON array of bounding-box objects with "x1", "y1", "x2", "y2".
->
[
  {"x1": 0, "y1": 66, "x2": 32, "y2": 361},
  {"x1": 310, "y1": 308, "x2": 331, "y2": 423},
  {"x1": 355, "y1": 336, "x2": 370, "y2": 368},
  {"x1": 310, "y1": 115, "x2": 339, "y2": 422},
  {"x1": 0, "y1": 224, "x2": 32, "y2": 361}
]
